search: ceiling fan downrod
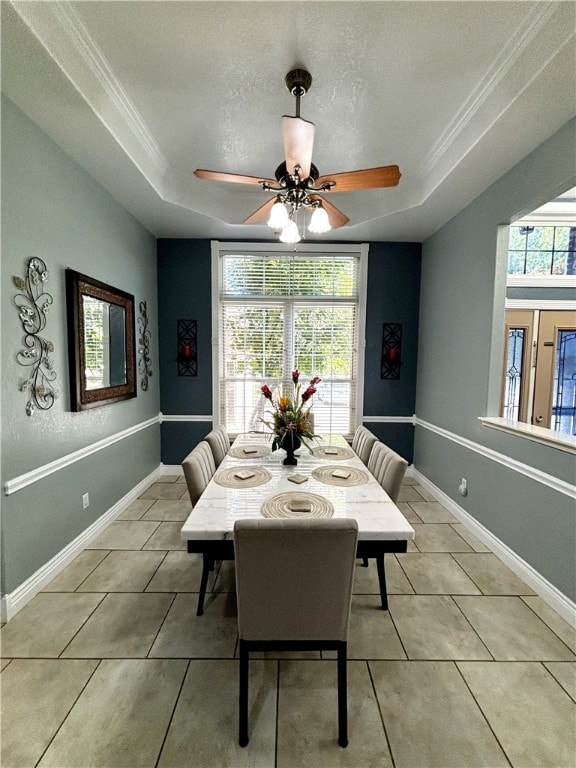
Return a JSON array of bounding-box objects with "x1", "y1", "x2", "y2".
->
[{"x1": 285, "y1": 69, "x2": 312, "y2": 118}]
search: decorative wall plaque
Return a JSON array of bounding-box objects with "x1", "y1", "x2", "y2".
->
[
  {"x1": 177, "y1": 319, "x2": 197, "y2": 376},
  {"x1": 381, "y1": 323, "x2": 402, "y2": 380},
  {"x1": 138, "y1": 300, "x2": 153, "y2": 390}
]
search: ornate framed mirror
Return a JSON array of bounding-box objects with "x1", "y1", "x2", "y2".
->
[{"x1": 66, "y1": 269, "x2": 136, "y2": 411}]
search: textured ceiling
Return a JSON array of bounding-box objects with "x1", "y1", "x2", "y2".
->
[{"x1": 2, "y1": 1, "x2": 575, "y2": 241}]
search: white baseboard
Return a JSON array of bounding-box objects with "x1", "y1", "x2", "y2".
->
[
  {"x1": 1, "y1": 465, "x2": 163, "y2": 623},
  {"x1": 412, "y1": 468, "x2": 576, "y2": 628}
]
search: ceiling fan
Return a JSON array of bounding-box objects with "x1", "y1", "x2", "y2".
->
[{"x1": 194, "y1": 69, "x2": 401, "y2": 242}]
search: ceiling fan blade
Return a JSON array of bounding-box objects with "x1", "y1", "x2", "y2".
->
[
  {"x1": 308, "y1": 195, "x2": 350, "y2": 229},
  {"x1": 194, "y1": 169, "x2": 275, "y2": 186},
  {"x1": 282, "y1": 116, "x2": 315, "y2": 181},
  {"x1": 243, "y1": 198, "x2": 276, "y2": 225},
  {"x1": 317, "y1": 165, "x2": 401, "y2": 192}
]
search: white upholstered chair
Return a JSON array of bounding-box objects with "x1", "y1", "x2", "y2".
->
[
  {"x1": 234, "y1": 518, "x2": 358, "y2": 748},
  {"x1": 204, "y1": 426, "x2": 230, "y2": 467},
  {"x1": 351, "y1": 425, "x2": 378, "y2": 465},
  {"x1": 181, "y1": 441, "x2": 215, "y2": 505}
]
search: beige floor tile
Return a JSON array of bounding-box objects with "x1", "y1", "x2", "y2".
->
[
  {"x1": 158, "y1": 659, "x2": 276, "y2": 767},
  {"x1": 211, "y1": 560, "x2": 237, "y2": 593},
  {"x1": 149, "y1": 592, "x2": 238, "y2": 658},
  {"x1": 38, "y1": 659, "x2": 187, "y2": 768},
  {"x1": 140, "y1": 499, "x2": 192, "y2": 521},
  {"x1": 277, "y1": 660, "x2": 393, "y2": 768},
  {"x1": 411, "y1": 524, "x2": 473, "y2": 553},
  {"x1": 450, "y1": 523, "x2": 491, "y2": 552},
  {"x1": 77, "y1": 550, "x2": 166, "y2": 592},
  {"x1": 412, "y1": 484, "x2": 437, "y2": 501},
  {"x1": 408, "y1": 501, "x2": 458, "y2": 523},
  {"x1": 0, "y1": 593, "x2": 104, "y2": 658},
  {"x1": 453, "y1": 553, "x2": 535, "y2": 595},
  {"x1": 1, "y1": 658, "x2": 12, "y2": 671},
  {"x1": 142, "y1": 521, "x2": 187, "y2": 550},
  {"x1": 370, "y1": 660, "x2": 509, "y2": 768},
  {"x1": 389, "y1": 595, "x2": 491, "y2": 660},
  {"x1": 116, "y1": 498, "x2": 156, "y2": 520},
  {"x1": 42, "y1": 550, "x2": 109, "y2": 591},
  {"x1": 354, "y1": 555, "x2": 414, "y2": 595},
  {"x1": 156, "y1": 474, "x2": 180, "y2": 483},
  {"x1": 544, "y1": 661, "x2": 576, "y2": 701},
  {"x1": 397, "y1": 553, "x2": 482, "y2": 595},
  {"x1": 397, "y1": 501, "x2": 423, "y2": 524},
  {"x1": 454, "y1": 596, "x2": 576, "y2": 661},
  {"x1": 347, "y1": 595, "x2": 407, "y2": 659},
  {"x1": 1, "y1": 659, "x2": 98, "y2": 768},
  {"x1": 458, "y1": 661, "x2": 576, "y2": 768},
  {"x1": 88, "y1": 520, "x2": 160, "y2": 550},
  {"x1": 401, "y1": 475, "x2": 418, "y2": 485},
  {"x1": 396, "y1": 485, "x2": 423, "y2": 502},
  {"x1": 522, "y1": 596, "x2": 576, "y2": 652},
  {"x1": 139, "y1": 482, "x2": 188, "y2": 500},
  {"x1": 145, "y1": 551, "x2": 204, "y2": 592},
  {"x1": 62, "y1": 593, "x2": 174, "y2": 658}
]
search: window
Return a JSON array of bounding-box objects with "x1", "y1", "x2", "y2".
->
[
  {"x1": 508, "y1": 225, "x2": 575, "y2": 275},
  {"x1": 213, "y1": 243, "x2": 367, "y2": 438}
]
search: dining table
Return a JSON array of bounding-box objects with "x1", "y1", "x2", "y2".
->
[{"x1": 181, "y1": 433, "x2": 415, "y2": 615}]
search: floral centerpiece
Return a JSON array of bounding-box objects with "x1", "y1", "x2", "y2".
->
[{"x1": 260, "y1": 370, "x2": 320, "y2": 459}]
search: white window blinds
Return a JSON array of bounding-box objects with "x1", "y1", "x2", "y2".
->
[{"x1": 217, "y1": 248, "x2": 364, "y2": 437}]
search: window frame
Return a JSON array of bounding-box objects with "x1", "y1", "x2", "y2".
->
[{"x1": 211, "y1": 241, "x2": 368, "y2": 438}]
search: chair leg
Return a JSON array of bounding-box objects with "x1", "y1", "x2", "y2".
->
[
  {"x1": 196, "y1": 554, "x2": 213, "y2": 616},
  {"x1": 376, "y1": 553, "x2": 388, "y2": 610},
  {"x1": 239, "y1": 640, "x2": 249, "y2": 747},
  {"x1": 337, "y1": 642, "x2": 348, "y2": 748}
]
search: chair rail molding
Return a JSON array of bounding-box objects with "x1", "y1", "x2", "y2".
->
[
  {"x1": 4, "y1": 415, "x2": 160, "y2": 495},
  {"x1": 416, "y1": 417, "x2": 576, "y2": 499}
]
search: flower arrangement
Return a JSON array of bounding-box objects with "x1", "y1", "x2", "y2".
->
[{"x1": 260, "y1": 370, "x2": 321, "y2": 452}]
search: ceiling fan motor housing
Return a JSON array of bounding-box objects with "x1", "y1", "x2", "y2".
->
[{"x1": 285, "y1": 69, "x2": 312, "y2": 96}]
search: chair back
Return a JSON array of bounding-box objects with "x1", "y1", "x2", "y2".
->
[
  {"x1": 381, "y1": 451, "x2": 409, "y2": 503},
  {"x1": 182, "y1": 442, "x2": 216, "y2": 505},
  {"x1": 351, "y1": 426, "x2": 378, "y2": 465},
  {"x1": 367, "y1": 441, "x2": 390, "y2": 477},
  {"x1": 234, "y1": 518, "x2": 358, "y2": 642},
  {"x1": 204, "y1": 427, "x2": 229, "y2": 466}
]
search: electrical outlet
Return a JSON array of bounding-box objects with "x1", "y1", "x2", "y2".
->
[
  {"x1": 459, "y1": 478, "x2": 468, "y2": 497},
  {"x1": 82, "y1": 492, "x2": 90, "y2": 509}
]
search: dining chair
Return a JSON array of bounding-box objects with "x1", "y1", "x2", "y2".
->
[
  {"x1": 204, "y1": 426, "x2": 229, "y2": 466},
  {"x1": 234, "y1": 517, "x2": 359, "y2": 748},
  {"x1": 182, "y1": 442, "x2": 217, "y2": 615},
  {"x1": 351, "y1": 425, "x2": 378, "y2": 465},
  {"x1": 364, "y1": 447, "x2": 408, "y2": 606}
]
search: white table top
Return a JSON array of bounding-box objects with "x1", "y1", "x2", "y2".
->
[{"x1": 181, "y1": 434, "x2": 415, "y2": 542}]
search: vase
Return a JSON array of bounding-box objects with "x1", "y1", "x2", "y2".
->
[{"x1": 283, "y1": 435, "x2": 301, "y2": 466}]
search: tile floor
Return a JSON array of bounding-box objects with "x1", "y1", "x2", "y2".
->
[{"x1": 2, "y1": 476, "x2": 575, "y2": 768}]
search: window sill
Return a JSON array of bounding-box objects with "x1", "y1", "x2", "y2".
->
[{"x1": 479, "y1": 417, "x2": 576, "y2": 454}]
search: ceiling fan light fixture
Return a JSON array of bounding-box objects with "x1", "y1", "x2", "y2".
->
[
  {"x1": 279, "y1": 219, "x2": 301, "y2": 244},
  {"x1": 268, "y1": 198, "x2": 290, "y2": 230},
  {"x1": 308, "y1": 204, "x2": 331, "y2": 234}
]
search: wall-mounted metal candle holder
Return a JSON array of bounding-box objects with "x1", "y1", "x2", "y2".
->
[
  {"x1": 13, "y1": 257, "x2": 58, "y2": 415},
  {"x1": 381, "y1": 323, "x2": 402, "y2": 380},
  {"x1": 138, "y1": 300, "x2": 153, "y2": 391},
  {"x1": 177, "y1": 319, "x2": 197, "y2": 376}
]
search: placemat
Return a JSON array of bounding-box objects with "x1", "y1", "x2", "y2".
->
[
  {"x1": 214, "y1": 466, "x2": 272, "y2": 488},
  {"x1": 229, "y1": 444, "x2": 271, "y2": 459},
  {"x1": 312, "y1": 445, "x2": 354, "y2": 460},
  {"x1": 312, "y1": 465, "x2": 369, "y2": 487},
  {"x1": 261, "y1": 491, "x2": 334, "y2": 519}
]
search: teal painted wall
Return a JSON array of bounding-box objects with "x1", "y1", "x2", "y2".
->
[
  {"x1": 1, "y1": 98, "x2": 161, "y2": 594},
  {"x1": 415, "y1": 118, "x2": 576, "y2": 600}
]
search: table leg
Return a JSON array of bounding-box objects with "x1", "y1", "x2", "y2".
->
[
  {"x1": 376, "y1": 553, "x2": 388, "y2": 610},
  {"x1": 196, "y1": 554, "x2": 214, "y2": 616}
]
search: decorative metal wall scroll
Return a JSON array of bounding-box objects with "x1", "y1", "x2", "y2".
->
[
  {"x1": 177, "y1": 319, "x2": 198, "y2": 376},
  {"x1": 137, "y1": 300, "x2": 153, "y2": 391},
  {"x1": 381, "y1": 323, "x2": 402, "y2": 380},
  {"x1": 13, "y1": 258, "x2": 58, "y2": 415}
]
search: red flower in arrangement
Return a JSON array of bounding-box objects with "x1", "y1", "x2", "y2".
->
[
  {"x1": 260, "y1": 384, "x2": 273, "y2": 400},
  {"x1": 258, "y1": 373, "x2": 322, "y2": 451}
]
